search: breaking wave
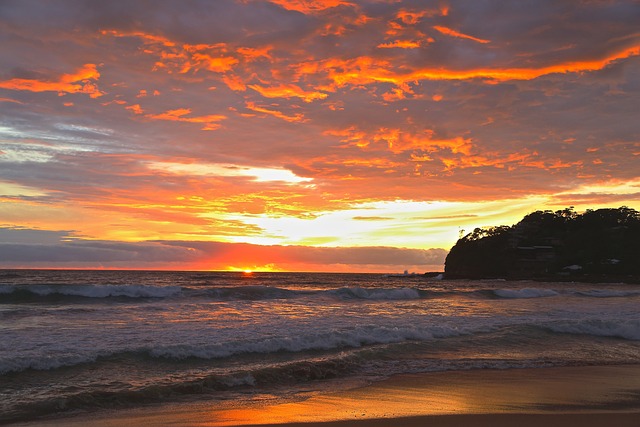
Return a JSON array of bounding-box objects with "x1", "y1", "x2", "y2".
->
[
  {"x1": 0, "y1": 284, "x2": 182, "y2": 301},
  {"x1": 2, "y1": 283, "x2": 638, "y2": 304},
  {"x1": 0, "y1": 323, "x2": 470, "y2": 375},
  {"x1": 1, "y1": 356, "x2": 357, "y2": 424},
  {"x1": 545, "y1": 318, "x2": 640, "y2": 341}
]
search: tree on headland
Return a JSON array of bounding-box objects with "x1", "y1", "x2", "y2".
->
[{"x1": 444, "y1": 207, "x2": 640, "y2": 281}]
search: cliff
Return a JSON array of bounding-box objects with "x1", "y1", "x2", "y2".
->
[{"x1": 444, "y1": 207, "x2": 640, "y2": 281}]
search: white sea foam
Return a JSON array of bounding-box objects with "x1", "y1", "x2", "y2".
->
[
  {"x1": 219, "y1": 374, "x2": 257, "y2": 387},
  {"x1": 0, "y1": 322, "x2": 474, "y2": 375},
  {"x1": 149, "y1": 324, "x2": 463, "y2": 359},
  {"x1": 0, "y1": 353, "x2": 100, "y2": 374},
  {"x1": 494, "y1": 288, "x2": 559, "y2": 299}
]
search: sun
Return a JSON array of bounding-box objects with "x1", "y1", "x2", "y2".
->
[{"x1": 226, "y1": 264, "x2": 282, "y2": 273}]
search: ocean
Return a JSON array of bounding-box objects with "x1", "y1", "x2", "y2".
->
[{"x1": 1, "y1": 270, "x2": 639, "y2": 424}]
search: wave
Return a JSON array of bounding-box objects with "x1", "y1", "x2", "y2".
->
[
  {"x1": 0, "y1": 284, "x2": 182, "y2": 302},
  {"x1": 1, "y1": 356, "x2": 358, "y2": 424},
  {"x1": 149, "y1": 324, "x2": 462, "y2": 359},
  {"x1": 229, "y1": 285, "x2": 640, "y2": 302},
  {"x1": 329, "y1": 287, "x2": 421, "y2": 300},
  {"x1": 205, "y1": 285, "x2": 303, "y2": 300},
  {"x1": 577, "y1": 289, "x2": 640, "y2": 298},
  {"x1": 206, "y1": 286, "x2": 423, "y2": 301},
  {"x1": 0, "y1": 284, "x2": 427, "y2": 303},
  {"x1": 2, "y1": 282, "x2": 638, "y2": 305},
  {"x1": 493, "y1": 288, "x2": 559, "y2": 299},
  {"x1": 7, "y1": 353, "x2": 566, "y2": 424},
  {"x1": 545, "y1": 318, "x2": 640, "y2": 341},
  {"x1": 0, "y1": 323, "x2": 473, "y2": 375}
]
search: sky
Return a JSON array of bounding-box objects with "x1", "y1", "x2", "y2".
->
[{"x1": 0, "y1": 0, "x2": 639, "y2": 272}]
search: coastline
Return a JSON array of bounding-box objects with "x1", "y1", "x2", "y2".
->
[{"x1": 16, "y1": 364, "x2": 640, "y2": 427}]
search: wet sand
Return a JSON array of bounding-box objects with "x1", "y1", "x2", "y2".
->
[{"x1": 16, "y1": 365, "x2": 640, "y2": 427}]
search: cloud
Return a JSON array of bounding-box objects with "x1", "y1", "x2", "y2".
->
[
  {"x1": 266, "y1": 0, "x2": 355, "y2": 14},
  {"x1": 0, "y1": 227, "x2": 73, "y2": 245},
  {"x1": 433, "y1": 26, "x2": 490, "y2": 44},
  {"x1": 377, "y1": 40, "x2": 423, "y2": 49},
  {"x1": 0, "y1": 64, "x2": 103, "y2": 97},
  {"x1": 248, "y1": 83, "x2": 328, "y2": 102},
  {"x1": 145, "y1": 108, "x2": 227, "y2": 130},
  {"x1": 0, "y1": 227, "x2": 447, "y2": 271},
  {"x1": 245, "y1": 101, "x2": 307, "y2": 122}
]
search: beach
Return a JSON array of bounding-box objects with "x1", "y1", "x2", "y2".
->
[{"x1": 17, "y1": 364, "x2": 640, "y2": 426}]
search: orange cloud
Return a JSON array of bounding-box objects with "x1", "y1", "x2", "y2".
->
[
  {"x1": 290, "y1": 42, "x2": 640, "y2": 100},
  {"x1": 248, "y1": 83, "x2": 328, "y2": 102},
  {"x1": 325, "y1": 126, "x2": 590, "y2": 178},
  {"x1": 439, "y1": 151, "x2": 583, "y2": 172},
  {"x1": 0, "y1": 97, "x2": 24, "y2": 104},
  {"x1": 331, "y1": 127, "x2": 473, "y2": 155},
  {"x1": 245, "y1": 102, "x2": 306, "y2": 123},
  {"x1": 385, "y1": 20, "x2": 405, "y2": 37},
  {"x1": 433, "y1": 26, "x2": 490, "y2": 44},
  {"x1": 409, "y1": 45, "x2": 640, "y2": 82},
  {"x1": 376, "y1": 129, "x2": 473, "y2": 155},
  {"x1": 396, "y1": 9, "x2": 429, "y2": 25},
  {"x1": 381, "y1": 87, "x2": 410, "y2": 102},
  {"x1": 377, "y1": 40, "x2": 422, "y2": 49},
  {"x1": 324, "y1": 127, "x2": 368, "y2": 148},
  {"x1": 145, "y1": 108, "x2": 226, "y2": 130},
  {"x1": 101, "y1": 30, "x2": 175, "y2": 47},
  {"x1": 0, "y1": 64, "x2": 103, "y2": 97},
  {"x1": 223, "y1": 75, "x2": 247, "y2": 91},
  {"x1": 105, "y1": 31, "x2": 242, "y2": 75},
  {"x1": 323, "y1": 56, "x2": 398, "y2": 88},
  {"x1": 181, "y1": 43, "x2": 239, "y2": 73},
  {"x1": 126, "y1": 104, "x2": 144, "y2": 114},
  {"x1": 267, "y1": 0, "x2": 354, "y2": 13},
  {"x1": 306, "y1": 44, "x2": 640, "y2": 89},
  {"x1": 237, "y1": 46, "x2": 273, "y2": 61}
]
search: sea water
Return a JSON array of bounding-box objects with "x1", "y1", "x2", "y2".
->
[{"x1": 1, "y1": 270, "x2": 639, "y2": 423}]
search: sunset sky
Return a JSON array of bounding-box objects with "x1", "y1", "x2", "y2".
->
[{"x1": 1, "y1": 0, "x2": 639, "y2": 272}]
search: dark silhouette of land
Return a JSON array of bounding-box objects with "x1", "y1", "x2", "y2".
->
[{"x1": 445, "y1": 207, "x2": 640, "y2": 282}]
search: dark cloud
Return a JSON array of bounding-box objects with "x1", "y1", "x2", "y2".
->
[
  {"x1": 0, "y1": 0, "x2": 308, "y2": 42},
  {"x1": 0, "y1": 227, "x2": 73, "y2": 245},
  {"x1": 162, "y1": 240, "x2": 448, "y2": 267},
  {"x1": 0, "y1": 227, "x2": 447, "y2": 269}
]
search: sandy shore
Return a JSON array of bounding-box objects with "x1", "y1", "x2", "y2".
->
[{"x1": 15, "y1": 365, "x2": 640, "y2": 427}]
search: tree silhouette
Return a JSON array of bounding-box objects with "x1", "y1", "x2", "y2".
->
[{"x1": 444, "y1": 207, "x2": 640, "y2": 281}]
